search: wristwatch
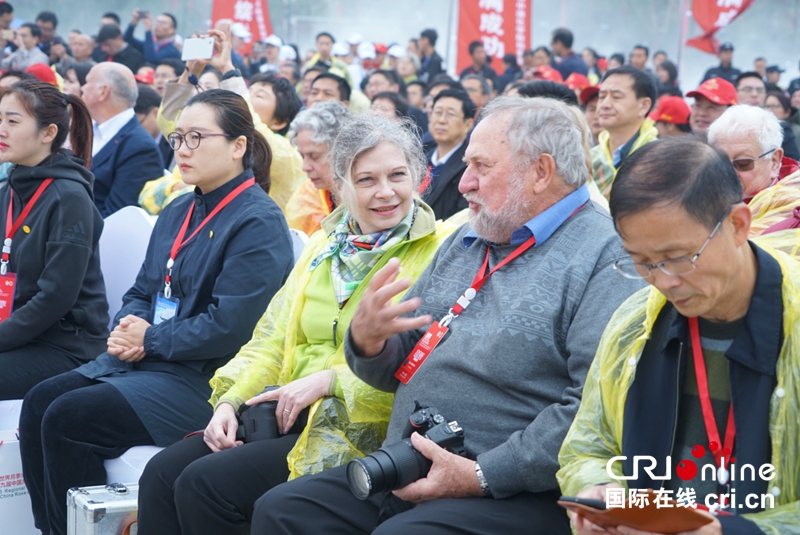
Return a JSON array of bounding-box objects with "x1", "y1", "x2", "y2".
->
[
  {"x1": 474, "y1": 462, "x2": 492, "y2": 498},
  {"x1": 221, "y1": 68, "x2": 242, "y2": 81}
]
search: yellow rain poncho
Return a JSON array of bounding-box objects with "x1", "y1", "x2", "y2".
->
[
  {"x1": 557, "y1": 241, "x2": 800, "y2": 534},
  {"x1": 591, "y1": 119, "x2": 659, "y2": 199},
  {"x1": 153, "y1": 77, "x2": 306, "y2": 214},
  {"x1": 749, "y1": 168, "x2": 800, "y2": 236},
  {"x1": 209, "y1": 202, "x2": 456, "y2": 479},
  {"x1": 284, "y1": 179, "x2": 334, "y2": 237}
]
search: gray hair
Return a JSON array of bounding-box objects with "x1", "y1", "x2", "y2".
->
[
  {"x1": 402, "y1": 54, "x2": 421, "y2": 73},
  {"x1": 100, "y1": 66, "x2": 138, "y2": 108},
  {"x1": 707, "y1": 104, "x2": 783, "y2": 153},
  {"x1": 331, "y1": 114, "x2": 426, "y2": 212},
  {"x1": 480, "y1": 97, "x2": 588, "y2": 188},
  {"x1": 288, "y1": 101, "x2": 351, "y2": 148}
]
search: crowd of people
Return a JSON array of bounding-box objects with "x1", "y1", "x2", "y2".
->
[{"x1": 1, "y1": 3, "x2": 800, "y2": 535}]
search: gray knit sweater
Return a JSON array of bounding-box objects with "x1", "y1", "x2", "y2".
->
[{"x1": 345, "y1": 201, "x2": 645, "y2": 499}]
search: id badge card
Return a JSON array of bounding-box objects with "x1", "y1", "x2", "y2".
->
[
  {"x1": 154, "y1": 292, "x2": 180, "y2": 325},
  {"x1": 394, "y1": 321, "x2": 449, "y2": 384},
  {"x1": 0, "y1": 271, "x2": 16, "y2": 323}
]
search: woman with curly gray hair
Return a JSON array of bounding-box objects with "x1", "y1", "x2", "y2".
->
[
  {"x1": 284, "y1": 100, "x2": 351, "y2": 235},
  {"x1": 137, "y1": 113, "x2": 455, "y2": 535}
]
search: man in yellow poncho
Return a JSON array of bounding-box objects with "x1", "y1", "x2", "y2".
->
[
  {"x1": 558, "y1": 136, "x2": 800, "y2": 535},
  {"x1": 708, "y1": 104, "x2": 800, "y2": 236},
  {"x1": 591, "y1": 66, "x2": 659, "y2": 198}
]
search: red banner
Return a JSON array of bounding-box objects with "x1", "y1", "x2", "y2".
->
[
  {"x1": 457, "y1": 0, "x2": 531, "y2": 76},
  {"x1": 687, "y1": 0, "x2": 755, "y2": 54},
  {"x1": 211, "y1": 0, "x2": 273, "y2": 56}
]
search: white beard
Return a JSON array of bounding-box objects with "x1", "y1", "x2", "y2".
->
[{"x1": 464, "y1": 172, "x2": 533, "y2": 244}]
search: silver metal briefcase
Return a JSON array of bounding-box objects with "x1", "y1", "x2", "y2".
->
[{"x1": 66, "y1": 483, "x2": 138, "y2": 535}]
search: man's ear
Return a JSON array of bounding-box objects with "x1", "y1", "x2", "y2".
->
[{"x1": 638, "y1": 97, "x2": 652, "y2": 119}]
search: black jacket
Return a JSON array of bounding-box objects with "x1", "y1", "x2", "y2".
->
[
  {"x1": 0, "y1": 151, "x2": 109, "y2": 357},
  {"x1": 622, "y1": 244, "x2": 780, "y2": 534},
  {"x1": 91, "y1": 116, "x2": 165, "y2": 217},
  {"x1": 419, "y1": 51, "x2": 444, "y2": 85},
  {"x1": 76, "y1": 169, "x2": 295, "y2": 444},
  {"x1": 106, "y1": 44, "x2": 146, "y2": 75},
  {"x1": 422, "y1": 141, "x2": 469, "y2": 220}
]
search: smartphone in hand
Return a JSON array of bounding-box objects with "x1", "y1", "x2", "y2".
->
[{"x1": 182, "y1": 37, "x2": 215, "y2": 61}]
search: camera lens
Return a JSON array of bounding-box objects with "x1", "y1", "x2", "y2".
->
[{"x1": 346, "y1": 438, "x2": 432, "y2": 499}]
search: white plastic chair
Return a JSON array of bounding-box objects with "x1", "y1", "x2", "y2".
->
[
  {"x1": 105, "y1": 445, "x2": 165, "y2": 485},
  {"x1": 289, "y1": 228, "x2": 308, "y2": 263},
  {"x1": 99, "y1": 207, "x2": 156, "y2": 329},
  {"x1": 0, "y1": 399, "x2": 22, "y2": 431}
]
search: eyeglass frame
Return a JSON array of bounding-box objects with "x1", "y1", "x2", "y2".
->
[
  {"x1": 738, "y1": 86, "x2": 766, "y2": 95},
  {"x1": 430, "y1": 109, "x2": 465, "y2": 122},
  {"x1": 613, "y1": 205, "x2": 735, "y2": 280},
  {"x1": 731, "y1": 148, "x2": 776, "y2": 172},
  {"x1": 167, "y1": 131, "x2": 231, "y2": 151}
]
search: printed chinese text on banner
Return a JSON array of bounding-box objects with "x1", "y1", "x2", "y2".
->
[
  {"x1": 211, "y1": 0, "x2": 273, "y2": 56},
  {"x1": 457, "y1": 0, "x2": 532, "y2": 76},
  {"x1": 687, "y1": 0, "x2": 754, "y2": 54}
]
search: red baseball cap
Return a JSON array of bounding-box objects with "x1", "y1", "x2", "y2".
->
[
  {"x1": 25, "y1": 63, "x2": 58, "y2": 87},
  {"x1": 533, "y1": 65, "x2": 563, "y2": 83},
  {"x1": 686, "y1": 77, "x2": 738, "y2": 106},
  {"x1": 374, "y1": 43, "x2": 388, "y2": 54},
  {"x1": 565, "y1": 73, "x2": 590, "y2": 91},
  {"x1": 648, "y1": 96, "x2": 691, "y2": 125},
  {"x1": 597, "y1": 58, "x2": 608, "y2": 71},
  {"x1": 135, "y1": 71, "x2": 155, "y2": 85},
  {"x1": 579, "y1": 85, "x2": 600, "y2": 106}
]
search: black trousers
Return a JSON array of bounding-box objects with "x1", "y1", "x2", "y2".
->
[
  {"x1": 251, "y1": 464, "x2": 572, "y2": 535},
  {"x1": 0, "y1": 344, "x2": 84, "y2": 400},
  {"x1": 137, "y1": 431, "x2": 300, "y2": 535},
  {"x1": 19, "y1": 371, "x2": 155, "y2": 535}
]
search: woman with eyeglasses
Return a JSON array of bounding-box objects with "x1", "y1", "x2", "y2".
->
[
  {"x1": 135, "y1": 113, "x2": 455, "y2": 535},
  {"x1": 19, "y1": 89, "x2": 295, "y2": 535}
]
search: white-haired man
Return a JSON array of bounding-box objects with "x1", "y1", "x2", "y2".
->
[
  {"x1": 248, "y1": 97, "x2": 644, "y2": 535},
  {"x1": 708, "y1": 105, "x2": 800, "y2": 235},
  {"x1": 82, "y1": 62, "x2": 164, "y2": 217}
]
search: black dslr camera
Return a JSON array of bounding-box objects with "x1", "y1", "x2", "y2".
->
[
  {"x1": 346, "y1": 401, "x2": 466, "y2": 500},
  {"x1": 235, "y1": 386, "x2": 308, "y2": 443}
]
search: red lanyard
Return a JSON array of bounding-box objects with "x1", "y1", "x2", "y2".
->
[
  {"x1": 1, "y1": 178, "x2": 53, "y2": 275},
  {"x1": 163, "y1": 178, "x2": 255, "y2": 297},
  {"x1": 441, "y1": 235, "x2": 536, "y2": 327},
  {"x1": 418, "y1": 163, "x2": 433, "y2": 194},
  {"x1": 688, "y1": 317, "x2": 736, "y2": 484}
]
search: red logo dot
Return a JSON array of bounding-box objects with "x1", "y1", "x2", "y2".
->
[
  {"x1": 676, "y1": 460, "x2": 698, "y2": 481},
  {"x1": 691, "y1": 444, "x2": 706, "y2": 459},
  {"x1": 722, "y1": 447, "x2": 732, "y2": 457},
  {"x1": 709, "y1": 441, "x2": 720, "y2": 452}
]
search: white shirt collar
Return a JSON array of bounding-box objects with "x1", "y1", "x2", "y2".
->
[
  {"x1": 92, "y1": 108, "x2": 135, "y2": 157},
  {"x1": 431, "y1": 141, "x2": 464, "y2": 167}
]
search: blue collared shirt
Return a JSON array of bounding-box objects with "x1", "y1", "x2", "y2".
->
[{"x1": 462, "y1": 184, "x2": 590, "y2": 247}]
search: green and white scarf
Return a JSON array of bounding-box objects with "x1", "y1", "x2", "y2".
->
[{"x1": 310, "y1": 203, "x2": 415, "y2": 307}]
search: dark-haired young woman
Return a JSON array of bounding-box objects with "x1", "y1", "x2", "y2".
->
[
  {"x1": 0, "y1": 79, "x2": 109, "y2": 400},
  {"x1": 19, "y1": 88, "x2": 294, "y2": 535}
]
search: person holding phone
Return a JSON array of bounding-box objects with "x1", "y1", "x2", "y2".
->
[
  {"x1": 147, "y1": 26, "x2": 305, "y2": 216},
  {"x1": 558, "y1": 136, "x2": 800, "y2": 535},
  {"x1": 0, "y1": 80, "x2": 108, "y2": 400},
  {"x1": 19, "y1": 88, "x2": 294, "y2": 535},
  {"x1": 136, "y1": 113, "x2": 455, "y2": 535},
  {"x1": 125, "y1": 8, "x2": 180, "y2": 64},
  {"x1": 0, "y1": 23, "x2": 49, "y2": 71}
]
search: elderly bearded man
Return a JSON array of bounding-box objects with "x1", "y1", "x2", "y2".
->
[{"x1": 249, "y1": 97, "x2": 644, "y2": 535}]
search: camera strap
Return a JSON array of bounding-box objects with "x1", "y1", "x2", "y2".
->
[{"x1": 394, "y1": 235, "x2": 536, "y2": 384}]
